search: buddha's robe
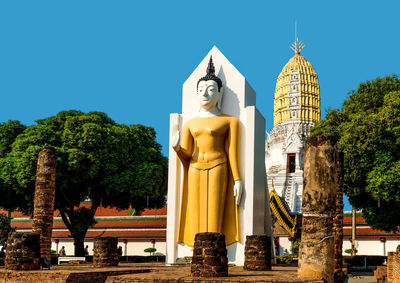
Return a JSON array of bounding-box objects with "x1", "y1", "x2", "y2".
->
[{"x1": 174, "y1": 114, "x2": 241, "y2": 246}]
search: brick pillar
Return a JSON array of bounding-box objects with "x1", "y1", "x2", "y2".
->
[
  {"x1": 298, "y1": 136, "x2": 338, "y2": 283},
  {"x1": 93, "y1": 236, "x2": 118, "y2": 267},
  {"x1": 374, "y1": 266, "x2": 387, "y2": 283},
  {"x1": 389, "y1": 250, "x2": 400, "y2": 283},
  {"x1": 388, "y1": 252, "x2": 394, "y2": 283},
  {"x1": 244, "y1": 235, "x2": 271, "y2": 271},
  {"x1": 32, "y1": 146, "x2": 56, "y2": 262},
  {"x1": 333, "y1": 151, "x2": 345, "y2": 282},
  {"x1": 5, "y1": 232, "x2": 40, "y2": 270},
  {"x1": 394, "y1": 251, "x2": 400, "y2": 283},
  {"x1": 191, "y1": 232, "x2": 228, "y2": 277}
]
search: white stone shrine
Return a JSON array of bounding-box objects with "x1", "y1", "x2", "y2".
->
[{"x1": 166, "y1": 46, "x2": 272, "y2": 265}]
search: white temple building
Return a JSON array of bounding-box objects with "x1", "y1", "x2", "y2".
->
[{"x1": 265, "y1": 39, "x2": 321, "y2": 214}]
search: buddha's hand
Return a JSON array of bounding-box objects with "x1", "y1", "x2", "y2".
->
[
  {"x1": 171, "y1": 123, "x2": 180, "y2": 149},
  {"x1": 234, "y1": 180, "x2": 243, "y2": 206}
]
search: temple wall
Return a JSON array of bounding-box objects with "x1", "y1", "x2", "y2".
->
[
  {"x1": 342, "y1": 239, "x2": 398, "y2": 256},
  {"x1": 51, "y1": 240, "x2": 166, "y2": 257}
]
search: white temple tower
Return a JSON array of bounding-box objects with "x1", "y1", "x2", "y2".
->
[{"x1": 265, "y1": 39, "x2": 321, "y2": 214}]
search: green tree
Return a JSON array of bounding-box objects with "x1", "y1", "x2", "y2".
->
[
  {"x1": 144, "y1": 247, "x2": 157, "y2": 256},
  {"x1": 311, "y1": 75, "x2": 400, "y2": 231},
  {"x1": 290, "y1": 239, "x2": 300, "y2": 255},
  {"x1": 0, "y1": 110, "x2": 168, "y2": 256},
  {"x1": 0, "y1": 213, "x2": 14, "y2": 255},
  {"x1": 0, "y1": 121, "x2": 27, "y2": 210}
]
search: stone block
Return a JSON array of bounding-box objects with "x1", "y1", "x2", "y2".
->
[
  {"x1": 5, "y1": 232, "x2": 40, "y2": 270},
  {"x1": 243, "y1": 235, "x2": 271, "y2": 271},
  {"x1": 191, "y1": 232, "x2": 228, "y2": 277},
  {"x1": 93, "y1": 236, "x2": 119, "y2": 267}
]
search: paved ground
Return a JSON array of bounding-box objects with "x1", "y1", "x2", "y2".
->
[
  {"x1": 112, "y1": 263, "x2": 301, "y2": 281},
  {"x1": 1, "y1": 262, "x2": 376, "y2": 282},
  {"x1": 104, "y1": 263, "x2": 327, "y2": 282},
  {"x1": 1, "y1": 263, "x2": 325, "y2": 282},
  {"x1": 346, "y1": 272, "x2": 375, "y2": 283}
]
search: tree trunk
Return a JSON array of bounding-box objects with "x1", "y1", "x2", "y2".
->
[
  {"x1": 58, "y1": 204, "x2": 99, "y2": 257},
  {"x1": 73, "y1": 235, "x2": 85, "y2": 257}
]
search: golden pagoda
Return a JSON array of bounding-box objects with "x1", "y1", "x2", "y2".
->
[
  {"x1": 273, "y1": 38, "x2": 320, "y2": 126},
  {"x1": 265, "y1": 38, "x2": 321, "y2": 215}
]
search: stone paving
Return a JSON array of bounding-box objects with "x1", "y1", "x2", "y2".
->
[
  {"x1": 346, "y1": 272, "x2": 375, "y2": 283},
  {"x1": 106, "y1": 263, "x2": 323, "y2": 282},
  {"x1": 0, "y1": 262, "x2": 325, "y2": 283}
]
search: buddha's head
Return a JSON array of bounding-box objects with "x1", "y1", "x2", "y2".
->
[{"x1": 197, "y1": 56, "x2": 224, "y2": 110}]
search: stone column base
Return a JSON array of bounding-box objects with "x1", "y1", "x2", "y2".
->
[
  {"x1": 5, "y1": 232, "x2": 40, "y2": 270},
  {"x1": 191, "y1": 232, "x2": 228, "y2": 277},
  {"x1": 244, "y1": 235, "x2": 271, "y2": 271},
  {"x1": 93, "y1": 236, "x2": 118, "y2": 267}
]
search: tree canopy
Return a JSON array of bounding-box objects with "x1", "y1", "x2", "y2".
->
[
  {"x1": 0, "y1": 110, "x2": 168, "y2": 255},
  {"x1": 0, "y1": 121, "x2": 27, "y2": 210},
  {"x1": 0, "y1": 213, "x2": 14, "y2": 254},
  {"x1": 311, "y1": 75, "x2": 400, "y2": 231}
]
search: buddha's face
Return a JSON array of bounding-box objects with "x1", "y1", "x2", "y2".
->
[{"x1": 197, "y1": 80, "x2": 221, "y2": 110}]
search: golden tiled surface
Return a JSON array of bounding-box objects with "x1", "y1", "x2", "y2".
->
[{"x1": 273, "y1": 50, "x2": 320, "y2": 126}]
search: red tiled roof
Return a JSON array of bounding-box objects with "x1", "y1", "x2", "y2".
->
[
  {"x1": 51, "y1": 230, "x2": 166, "y2": 239},
  {"x1": 11, "y1": 219, "x2": 166, "y2": 229},
  {"x1": 1, "y1": 204, "x2": 167, "y2": 219},
  {"x1": 4, "y1": 205, "x2": 167, "y2": 241},
  {"x1": 137, "y1": 207, "x2": 167, "y2": 216}
]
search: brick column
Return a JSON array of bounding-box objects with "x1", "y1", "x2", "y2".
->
[
  {"x1": 333, "y1": 151, "x2": 345, "y2": 282},
  {"x1": 374, "y1": 265, "x2": 387, "y2": 283},
  {"x1": 244, "y1": 235, "x2": 271, "y2": 271},
  {"x1": 298, "y1": 136, "x2": 338, "y2": 283},
  {"x1": 191, "y1": 232, "x2": 228, "y2": 277},
  {"x1": 5, "y1": 232, "x2": 40, "y2": 270},
  {"x1": 388, "y1": 252, "x2": 394, "y2": 283},
  {"x1": 93, "y1": 236, "x2": 118, "y2": 267},
  {"x1": 389, "y1": 250, "x2": 400, "y2": 283},
  {"x1": 32, "y1": 146, "x2": 56, "y2": 262}
]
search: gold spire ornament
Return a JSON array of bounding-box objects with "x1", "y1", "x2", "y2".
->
[{"x1": 290, "y1": 38, "x2": 305, "y2": 55}]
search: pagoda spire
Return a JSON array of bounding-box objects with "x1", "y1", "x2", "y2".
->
[
  {"x1": 290, "y1": 21, "x2": 305, "y2": 55},
  {"x1": 290, "y1": 37, "x2": 305, "y2": 55}
]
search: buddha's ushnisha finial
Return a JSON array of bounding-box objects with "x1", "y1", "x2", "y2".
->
[
  {"x1": 197, "y1": 56, "x2": 223, "y2": 91},
  {"x1": 207, "y1": 55, "x2": 216, "y2": 75}
]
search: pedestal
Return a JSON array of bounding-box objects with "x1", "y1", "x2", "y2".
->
[
  {"x1": 191, "y1": 233, "x2": 228, "y2": 277},
  {"x1": 244, "y1": 235, "x2": 271, "y2": 271},
  {"x1": 93, "y1": 236, "x2": 118, "y2": 267},
  {"x1": 5, "y1": 232, "x2": 40, "y2": 270}
]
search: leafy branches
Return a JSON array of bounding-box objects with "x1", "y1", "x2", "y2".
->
[
  {"x1": 311, "y1": 75, "x2": 400, "y2": 231},
  {"x1": 0, "y1": 110, "x2": 168, "y2": 255}
]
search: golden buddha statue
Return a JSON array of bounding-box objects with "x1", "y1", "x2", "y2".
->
[{"x1": 172, "y1": 57, "x2": 242, "y2": 246}]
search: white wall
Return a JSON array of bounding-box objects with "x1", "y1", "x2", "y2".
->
[
  {"x1": 342, "y1": 239, "x2": 400, "y2": 256},
  {"x1": 51, "y1": 239, "x2": 166, "y2": 256},
  {"x1": 278, "y1": 237, "x2": 292, "y2": 255}
]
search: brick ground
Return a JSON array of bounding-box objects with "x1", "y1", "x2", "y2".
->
[
  {"x1": 0, "y1": 264, "x2": 150, "y2": 283},
  {"x1": 0, "y1": 263, "x2": 324, "y2": 283},
  {"x1": 106, "y1": 263, "x2": 324, "y2": 283}
]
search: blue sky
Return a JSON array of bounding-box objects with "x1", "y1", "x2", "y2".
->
[{"x1": 1, "y1": 1, "x2": 399, "y2": 210}]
